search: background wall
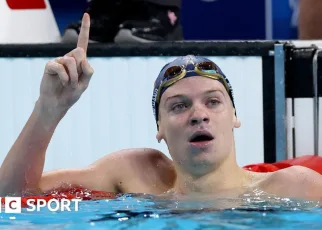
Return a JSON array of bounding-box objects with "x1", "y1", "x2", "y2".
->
[{"x1": 0, "y1": 56, "x2": 264, "y2": 171}]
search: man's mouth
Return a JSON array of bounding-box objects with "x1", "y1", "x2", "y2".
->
[{"x1": 189, "y1": 131, "x2": 214, "y2": 148}]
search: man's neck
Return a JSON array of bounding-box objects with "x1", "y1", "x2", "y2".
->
[{"x1": 172, "y1": 158, "x2": 249, "y2": 195}]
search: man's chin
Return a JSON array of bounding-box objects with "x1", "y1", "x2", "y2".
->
[
  {"x1": 188, "y1": 144, "x2": 215, "y2": 157},
  {"x1": 191, "y1": 154, "x2": 215, "y2": 165}
]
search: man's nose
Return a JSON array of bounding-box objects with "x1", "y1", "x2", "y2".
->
[{"x1": 189, "y1": 106, "x2": 210, "y2": 126}]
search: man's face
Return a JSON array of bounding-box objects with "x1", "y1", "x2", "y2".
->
[{"x1": 157, "y1": 76, "x2": 240, "y2": 176}]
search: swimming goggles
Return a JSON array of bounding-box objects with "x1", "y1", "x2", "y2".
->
[{"x1": 155, "y1": 60, "x2": 231, "y2": 105}]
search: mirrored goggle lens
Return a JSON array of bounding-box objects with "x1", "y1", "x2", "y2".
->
[
  {"x1": 164, "y1": 66, "x2": 183, "y2": 80},
  {"x1": 197, "y1": 61, "x2": 218, "y2": 74}
]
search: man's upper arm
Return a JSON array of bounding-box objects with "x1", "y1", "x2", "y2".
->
[
  {"x1": 38, "y1": 151, "x2": 126, "y2": 193},
  {"x1": 38, "y1": 148, "x2": 165, "y2": 194},
  {"x1": 39, "y1": 167, "x2": 117, "y2": 193}
]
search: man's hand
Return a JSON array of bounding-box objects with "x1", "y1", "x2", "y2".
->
[{"x1": 39, "y1": 13, "x2": 94, "y2": 112}]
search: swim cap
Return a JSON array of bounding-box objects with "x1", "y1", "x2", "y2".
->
[{"x1": 152, "y1": 55, "x2": 236, "y2": 124}]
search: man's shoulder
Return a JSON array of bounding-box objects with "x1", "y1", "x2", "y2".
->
[
  {"x1": 91, "y1": 148, "x2": 173, "y2": 169},
  {"x1": 116, "y1": 148, "x2": 172, "y2": 162},
  {"x1": 102, "y1": 148, "x2": 175, "y2": 193},
  {"x1": 261, "y1": 165, "x2": 320, "y2": 185},
  {"x1": 270, "y1": 165, "x2": 320, "y2": 180},
  {"x1": 259, "y1": 165, "x2": 322, "y2": 199},
  {"x1": 124, "y1": 148, "x2": 174, "y2": 171}
]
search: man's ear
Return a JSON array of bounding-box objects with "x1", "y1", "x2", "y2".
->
[
  {"x1": 234, "y1": 117, "x2": 241, "y2": 128},
  {"x1": 156, "y1": 121, "x2": 165, "y2": 143},
  {"x1": 233, "y1": 109, "x2": 241, "y2": 128}
]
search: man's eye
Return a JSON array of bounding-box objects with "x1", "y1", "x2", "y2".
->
[
  {"x1": 172, "y1": 103, "x2": 186, "y2": 112},
  {"x1": 208, "y1": 99, "x2": 220, "y2": 106}
]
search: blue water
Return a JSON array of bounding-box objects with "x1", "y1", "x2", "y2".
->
[{"x1": 0, "y1": 193, "x2": 321, "y2": 230}]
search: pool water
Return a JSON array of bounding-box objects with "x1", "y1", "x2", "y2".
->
[{"x1": 0, "y1": 192, "x2": 321, "y2": 230}]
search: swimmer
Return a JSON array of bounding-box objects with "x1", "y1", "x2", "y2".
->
[{"x1": 1, "y1": 13, "x2": 322, "y2": 202}]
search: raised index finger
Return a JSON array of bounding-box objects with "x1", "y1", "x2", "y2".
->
[{"x1": 77, "y1": 13, "x2": 90, "y2": 53}]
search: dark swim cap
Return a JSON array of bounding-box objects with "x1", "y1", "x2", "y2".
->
[{"x1": 152, "y1": 55, "x2": 236, "y2": 123}]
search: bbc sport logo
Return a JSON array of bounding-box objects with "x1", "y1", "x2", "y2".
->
[{"x1": 0, "y1": 197, "x2": 81, "y2": 213}]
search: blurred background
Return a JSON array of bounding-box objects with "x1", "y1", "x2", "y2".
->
[
  {"x1": 0, "y1": 0, "x2": 303, "y2": 44},
  {"x1": 51, "y1": 0, "x2": 297, "y2": 40}
]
